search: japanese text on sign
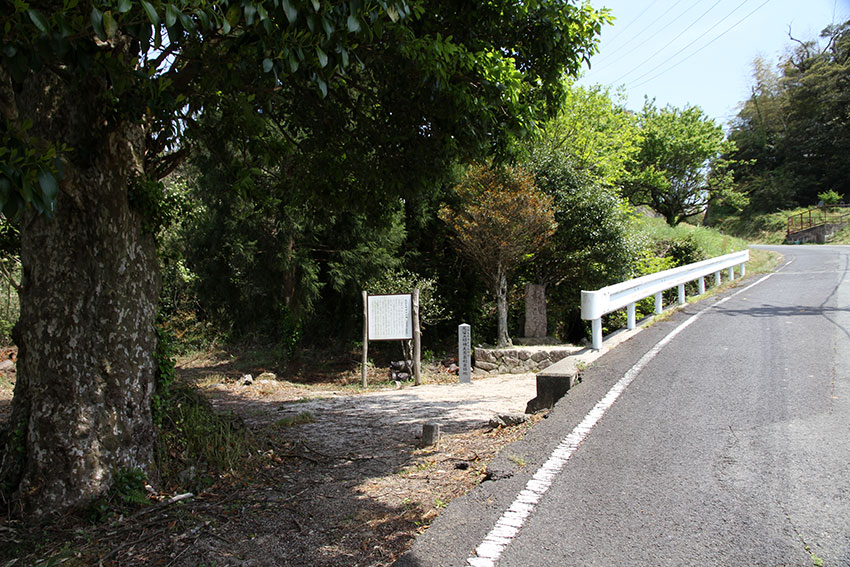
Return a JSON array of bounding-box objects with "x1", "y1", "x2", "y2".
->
[{"x1": 367, "y1": 294, "x2": 413, "y2": 341}]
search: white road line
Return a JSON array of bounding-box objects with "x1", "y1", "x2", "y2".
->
[{"x1": 466, "y1": 271, "x2": 778, "y2": 567}]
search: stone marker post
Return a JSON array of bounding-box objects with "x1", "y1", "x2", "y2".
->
[
  {"x1": 458, "y1": 323, "x2": 471, "y2": 384},
  {"x1": 524, "y1": 283, "x2": 547, "y2": 338}
]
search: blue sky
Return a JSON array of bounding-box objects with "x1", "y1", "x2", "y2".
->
[{"x1": 577, "y1": 0, "x2": 850, "y2": 127}]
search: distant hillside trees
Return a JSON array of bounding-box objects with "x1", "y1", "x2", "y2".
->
[{"x1": 726, "y1": 20, "x2": 850, "y2": 212}]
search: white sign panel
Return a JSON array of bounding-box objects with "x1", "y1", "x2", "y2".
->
[{"x1": 367, "y1": 294, "x2": 413, "y2": 341}]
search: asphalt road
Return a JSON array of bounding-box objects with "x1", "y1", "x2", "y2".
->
[{"x1": 398, "y1": 245, "x2": 850, "y2": 567}]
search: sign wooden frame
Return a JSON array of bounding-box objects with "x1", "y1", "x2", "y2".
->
[{"x1": 366, "y1": 293, "x2": 413, "y2": 341}]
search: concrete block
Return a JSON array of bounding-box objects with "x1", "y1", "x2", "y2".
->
[{"x1": 421, "y1": 423, "x2": 441, "y2": 446}]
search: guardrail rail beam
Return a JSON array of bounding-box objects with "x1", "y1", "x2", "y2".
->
[{"x1": 581, "y1": 250, "x2": 750, "y2": 350}]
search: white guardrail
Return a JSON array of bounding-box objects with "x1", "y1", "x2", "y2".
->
[{"x1": 581, "y1": 249, "x2": 750, "y2": 350}]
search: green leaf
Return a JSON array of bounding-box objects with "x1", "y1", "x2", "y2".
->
[
  {"x1": 140, "y1": 1, "x2": 160, "y2": 27},
  {"x1": 103, "y1": 10, "x2": 118, "y2": 37},
  {"x1": 91, "y1": 7, "x2": 106, "y2": 40},
  {"x1": 316, "y1": 46, "x2": 328, "y2": 68},
  {"x1": 197, "y1": 9, "x2": 210, "y2": 30},
  {"x1": 0, "y1": 177, "x2": 11, "y2": 204},
  {"x1": 117, "y1": 0, "x2": 132, "y2": 14},
  {"x1": 165, "y1": 4, "x2": 179, "y2": 29},
  {"x1": 386, "y1": 6, "x2": 400, "y2": 23},
  {"x1": 37, "y1": 168, "x2": 59, "y2": 204},
  {"x1": 27, "y1": 9, "x2": 50, "y2": 34},
  {"x1": 347, "y1": 14, "x2": 361, "y2": 33},
  {"x1": 311, "y1": 0, "x2": 321, "y2": 11},
  {"x1": 262, "y1": 58, "x2": 273, "y2": 73},
  {"x1": 244, "y1": 4, "x2": 257, "y2": 26},
  {"x1": 317, "y1": 76, "x2": 328, "y2": 97},
  {"x1": 178, "y1": 11, "x2": 195, "y2": 32},
  {"x1": 20, "y1": 176, "x2": 33, "y2": 203},
  {"x1": 281, "y1": 0, "x2": 298, "y2": 24},
  {"x1": 288, "y1": 53, "x2": 299, "y2": 72}
]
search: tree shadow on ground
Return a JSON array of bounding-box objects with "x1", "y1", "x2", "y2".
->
[
  {"x1": 8, "y1": 361, "x2": 536, "y2": 567},
  {"x1": 154, "y1": 385, "x2": 527, "y2": 567}
]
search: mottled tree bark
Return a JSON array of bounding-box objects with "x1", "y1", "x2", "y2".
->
[
  {"x1": 494, "y1": 267, "x2": 512, "y2": 348},
  {"x1": 0, "y1": 67, "x2": 160, "y2": 517}
]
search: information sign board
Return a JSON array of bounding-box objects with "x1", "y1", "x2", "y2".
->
[{"x1": 367, "y1": 294, "x2": 413, "y2": 341}]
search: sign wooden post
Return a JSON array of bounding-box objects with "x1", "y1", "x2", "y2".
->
[
  {"x1": 412, "y1": 288, "x2": 421, "y2": 386},
  {"x1": 361, "y1": 290, "x2": 368, "y2": 387},
  {"x1": 362, "y1": 290, "x2": 421, "y2": 387}
]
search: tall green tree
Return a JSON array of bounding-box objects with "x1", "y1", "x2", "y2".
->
[
  {"x1": 0, "y1": 0, "x2": 609, "y2": 516},
  {"x1": 535, "y1": 84, "x2": 641, "y2": 189},
  {"x1": 624, "y1": 101, "x2": 736, "y2": 226},
  {"x1": 776, "y1": 20, "x2": 850, "y2": 205},
  {"x1": 524, "y1": 83, "x2": 640, "y2": 340},
  {"x1": 440, "y1": 164, "x2": 555, "y2": 347},
  {"x1": 725, "y1": 57, "x2": 796, "y2": 213}
]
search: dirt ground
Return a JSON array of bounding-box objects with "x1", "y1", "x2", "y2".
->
[{"x1": 0, "y1": 348, "x2": 546, "y2": 566}]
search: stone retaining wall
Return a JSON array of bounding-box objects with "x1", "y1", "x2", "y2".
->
[{"x1": 474, "y1": 346, "x2": 577, "y2": 374}]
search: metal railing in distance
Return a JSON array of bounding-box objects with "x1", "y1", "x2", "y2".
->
[
  {"x1": 581, "y1": 250, "x2": 750, "y2": 350},
  {"x1": 787, "y1": 204, "x2": 850, "y2": 235}
]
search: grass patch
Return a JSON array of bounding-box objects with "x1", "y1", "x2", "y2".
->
[
  {"x1": 275, "y1": 411, "x2": 316, "y2": 427},
  {"x1": 507, "y1": 454, "x2": 527, "y2": 468},
  {"x1": 714, "y1": 206, "x2": 850, "y2": 245},
  {"x1": 636, "y1": 216, "x2": 749, "y2": 257},
  {"x1": 154, "y1": 385, "x2": 257, "y2": 493}
]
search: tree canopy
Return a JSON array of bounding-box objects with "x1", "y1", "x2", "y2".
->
[
  {"x1": 623, "y1": 101, "x2": 734, "y2": 226},
  {"x1": 0, "y1": 0, "x2": 610, "y2": 516},
  {"x1": 439, "y1": 163, "x2": 555, "y2": 347},
  {"x1": 534, "y1": 84, "x2": 641, "y2": 189}
]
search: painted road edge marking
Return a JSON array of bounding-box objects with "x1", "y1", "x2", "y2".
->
[{"x1": 466, "y1": 270, "x2": 780, "y2": 567}]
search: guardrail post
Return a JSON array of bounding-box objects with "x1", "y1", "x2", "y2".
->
[
  {"x1": 591, "y1": 318, "x2": 602, "y2": 350},
  {"x1": 698, "y1": 276, "x2": 705, "y2": 295},
  {"x1": 654, "y1": 292, "x2": 663, "y2": 314},
  {"x1": 740, "y1": 262, "x2": 746, "y2": 277},
  {"x1": 728, "y1": 266, "x2": 735, "y2": 281},
  {"x1": 677, "y1": 284, "x2": 685, "y2": 305},
  {"x1": 627, "y1": 303, "x2": 636, "y2": 330},
  {"x1": 714, "y1": 271, "x2": 721, "y2": 286}
]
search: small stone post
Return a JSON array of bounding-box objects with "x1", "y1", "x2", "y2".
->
[
  {"x1": 458, "y1": 323, "x2": 471, "y2": 384},
  {"x1": 422, "y1": 423, "x2": 441, "y2": 446}
]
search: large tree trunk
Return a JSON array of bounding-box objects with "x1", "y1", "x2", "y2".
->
[
  {"x1": 494, "y1": 267, "x2": 512, "y2": 348},
  {"x1": 0, "y1": 67, "x2": 160, "y2": 517}
]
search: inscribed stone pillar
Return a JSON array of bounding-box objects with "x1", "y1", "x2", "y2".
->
[
  {"x1": 524, "y1": 283, "x2": 547, "y2": 338},
  {"x1": 458, "y1": 323, "x2": 471, "y2": 384}
]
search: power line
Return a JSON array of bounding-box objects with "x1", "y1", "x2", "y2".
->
[
  {"x1": 629, "y1": 0, "x2": 774, "y2": 89},
  {"x1": 607, "y1": 0, "x2": 726, "y2": 85},
  {"x1": 592, "y1": 0, "x2": 666, "y2": 63},
  {"x1": 601, "y1": 0, "x2": 661, "y2": 45},
  {"x1": 624, "y1": 0, "x2": 756, "y2": 87},
  {"x1": 592, "y1": 0, "x2": 693, "y2": 68}
]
